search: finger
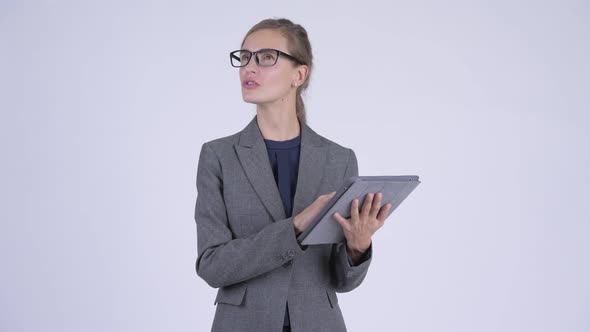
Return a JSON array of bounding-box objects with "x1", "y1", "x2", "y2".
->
[
  {"x1": 361, "y1": 192, "x2": 374, "y2": 218},
  {"x1": 333, "y1": 212, "x2": 349, "y2": 229},
  {"x1": 320, "y1": 191, "x2": 336, "y2": 201},
  {"x1": 317, "y1": 191, "x2": 334, "y2": 200},
  {"x1": 350, "y1": 198, "x2": 360, "y2": 222},
  {"x1": 376, "y1": 203, "x2": 392, "y2": 223},
  {"x1": 369, "y1": 192, "x2": 383, "y2": 218},
  {"x1": 315, "y1": 191, "x2": 336, "y2": 211}
]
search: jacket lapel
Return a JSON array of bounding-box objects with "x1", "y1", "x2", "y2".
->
[
  {"x1": 235, "y1": 115, "x2": 328, "y2": 222},
  {"x1": 291, "y1": 125, "x2": 329, "y2": 217}
]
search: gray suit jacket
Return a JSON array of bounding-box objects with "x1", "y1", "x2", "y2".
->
[{"x1": 194, "y1": 115, "x2": 373, "y2": 332}]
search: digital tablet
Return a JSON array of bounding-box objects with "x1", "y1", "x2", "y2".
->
[{"x1": 297, "y1": 175, "x2": 421, "y2": 245}]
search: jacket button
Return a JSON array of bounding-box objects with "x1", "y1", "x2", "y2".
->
[{"x1": 288, "y1": 249, "x2": 295, "y2": 257}]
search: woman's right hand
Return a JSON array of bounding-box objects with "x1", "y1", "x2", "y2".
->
[{"x1": 292, "y1": 191, "x2": 337, "y2": 235}]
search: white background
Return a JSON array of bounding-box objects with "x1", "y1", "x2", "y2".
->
[{"x1": 1, "y1": 0, "x2": 589, "y2": 331}]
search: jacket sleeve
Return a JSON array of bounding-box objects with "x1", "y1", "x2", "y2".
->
[
  {"x1": 330, "y1": 148, "x2": 374, "y2": 293},
  {"x1": 194, "y1": 142, "x2": 305, "y2": 289}
]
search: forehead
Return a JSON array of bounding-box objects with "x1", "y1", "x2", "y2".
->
[{"x1": 242, "y1": 29, "x2": 289, "y2": 52}]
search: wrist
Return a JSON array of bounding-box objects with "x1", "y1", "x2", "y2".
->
[
  {"x1": 346, "y1": 240, "x2": 371, "y2": 266},
  {"x1": 347, "y1": 238, "x2": 371, "y2": 254}
]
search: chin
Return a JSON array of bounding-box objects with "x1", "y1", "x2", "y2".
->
[
  {"x1": 242, "y1": 96, "x2": 260, "y2": 104},
  {"x1": 242, "y1": 93, "x2": 269, "y2": 105}
]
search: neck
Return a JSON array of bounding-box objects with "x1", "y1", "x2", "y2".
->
[{"x1": 255, "y1": 97, "x2": 300, "y2": 141}]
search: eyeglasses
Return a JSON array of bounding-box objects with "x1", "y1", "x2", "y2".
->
[{"x1": 230, "y1": 48, "x2": 305, "y2": 68}]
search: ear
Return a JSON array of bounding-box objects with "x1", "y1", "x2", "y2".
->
[{"x1": 292, "y1": 64, "x2": 309, "y2": 87}]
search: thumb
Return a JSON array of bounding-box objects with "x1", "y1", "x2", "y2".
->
[{"x1": 333, "y1": 212, "x2": 348, "y2": 227}]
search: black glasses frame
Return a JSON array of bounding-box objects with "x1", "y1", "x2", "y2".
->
[{"x1": 230, "y1": 48, "x2": 305, "y2": 68}]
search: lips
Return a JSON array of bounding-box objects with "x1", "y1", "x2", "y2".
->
[{"x1": 242, "y1": 79, "x2": 259, "y2": 89}]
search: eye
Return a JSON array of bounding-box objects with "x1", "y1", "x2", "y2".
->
[{"x1": 259, "y1": 50, "x2": 276, "y2": 62}]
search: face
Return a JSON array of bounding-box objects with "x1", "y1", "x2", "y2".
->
[{"x1": 239, "y1": 29, "x2": 306, "y2": 106}]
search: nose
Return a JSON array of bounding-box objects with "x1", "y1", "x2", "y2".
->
[{"x1": 243, "y1": 56, "x2": 258, "y2": 73}]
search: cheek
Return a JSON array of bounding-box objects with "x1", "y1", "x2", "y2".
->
[{"x1": 265, "y1": 70, "x2": 291, "y2": 90}]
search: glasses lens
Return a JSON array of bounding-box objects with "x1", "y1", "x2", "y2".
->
[
  {"x1": 231, "y1": 50, "x2": 251, "y2": 67},
  {"x1": 257, "y1": 49, "x2": 278, "y2": 67}
]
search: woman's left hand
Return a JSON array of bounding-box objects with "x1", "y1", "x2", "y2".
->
[{"x1": 333, "y1": 192, "x2": 392, "y2": 262}]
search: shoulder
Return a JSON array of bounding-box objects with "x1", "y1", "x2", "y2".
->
[
  {"x1": 309, "y1": 125, "x2": 359, "y2": 177},
  {"x1": 205, "y1": 132, "x2": 240, "y2": 147},
  {"x1": 320, "y1": 135, "x2": 353, "y2": 153},
  {"x1": 308, "y1": 125, "x2": 356, "y2": 159},
  {"x1": 198, "y1": 131, "x2": 239, "y2": 158}
]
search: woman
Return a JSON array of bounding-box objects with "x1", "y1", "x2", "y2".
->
[{"x1": 194, "y1": 18, "x2": 391, "y2": 332}]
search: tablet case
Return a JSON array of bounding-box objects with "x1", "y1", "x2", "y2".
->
[{"x1": 297, "y1": 176, "x2": 420, "y2": 245}]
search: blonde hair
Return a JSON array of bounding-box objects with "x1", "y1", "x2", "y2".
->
[{"x1": 241, "y1": 18, "x2": 313, "y2": 126}]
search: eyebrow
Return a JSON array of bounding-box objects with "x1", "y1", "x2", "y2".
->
[{"x1": 241, "y1": 48, "x2": 281, "y2": 52}]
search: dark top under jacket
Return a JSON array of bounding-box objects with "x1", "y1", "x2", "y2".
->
[{"x1": 263, "y1": 134, "x2": 301, "y2": 327}]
